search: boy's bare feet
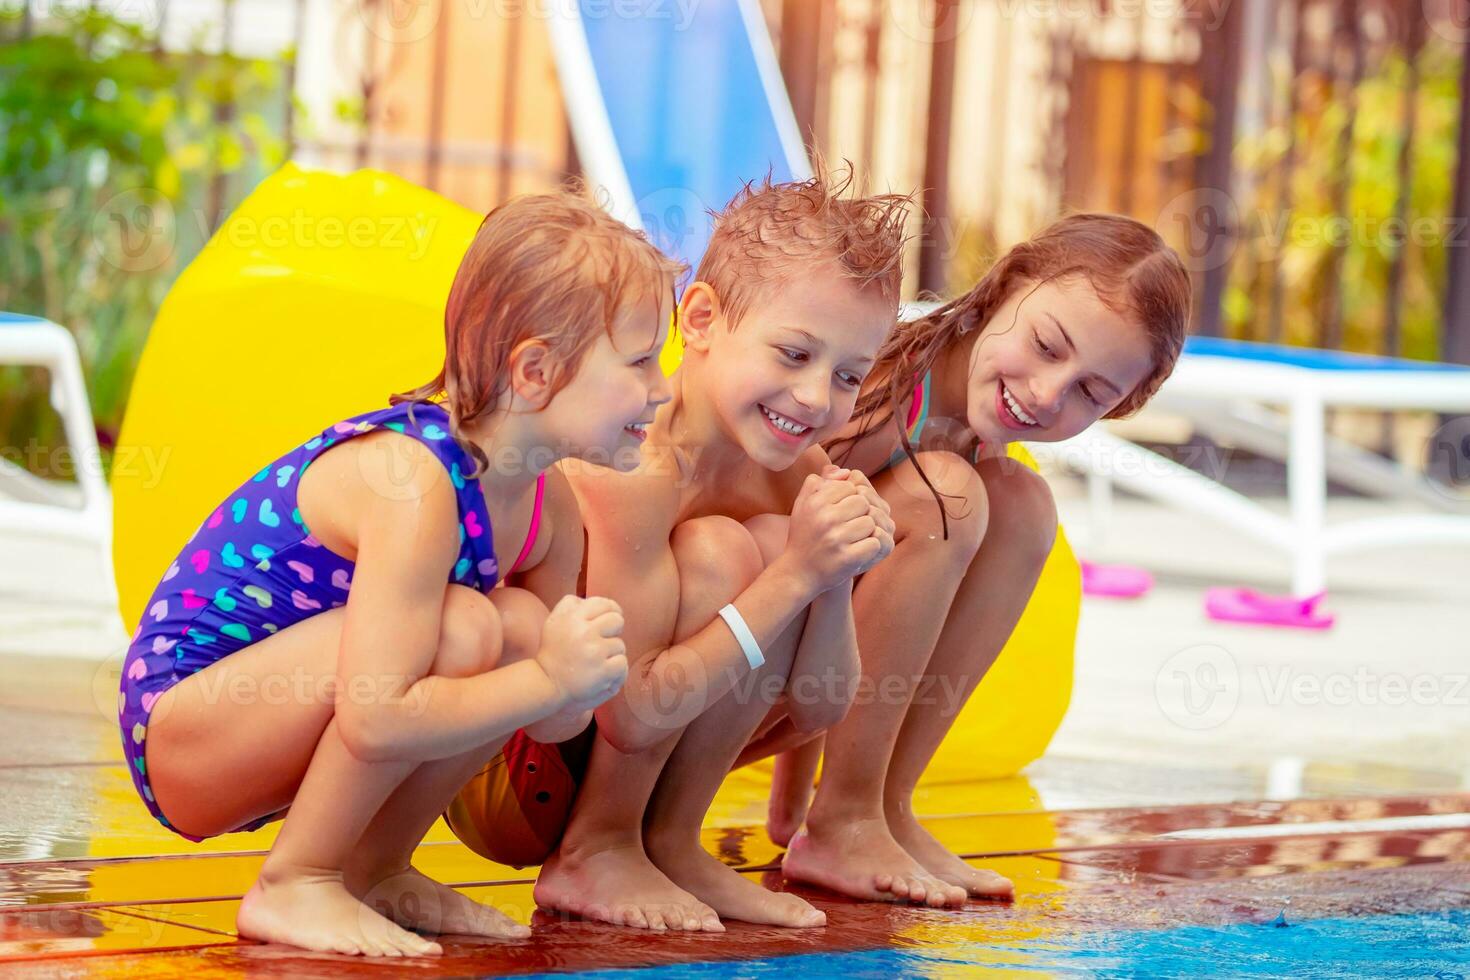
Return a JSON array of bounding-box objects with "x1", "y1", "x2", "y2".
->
[
  {"x1": 237, "y1": 867, "x2": 442, "y2": 957},
  {"x1": 782, "y1": 816, "x2": 967, "y2": 908},
  {"x1": 352, "y1": 865, "x2": 532, "y2": 940},
  {"x1": 766, "y1": 775, "x2": 814, "y2": 848},
  {"x1": 534, "y1": 841, "x2": 724, "y2": 932},
  {"x1": 646, "y1": 831, "x2": 825, "y2": 928},
  {"x1": 887, "y1": 808, "x2": 1014, "y2": 899}
]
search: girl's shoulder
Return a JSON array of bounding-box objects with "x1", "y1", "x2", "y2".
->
[{"x1": 294, "y1": 402, "x2": 468, "y2": 558}]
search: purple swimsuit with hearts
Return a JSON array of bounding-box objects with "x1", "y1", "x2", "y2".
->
[{"x1": 117, "y1": 400, "x2": 501, "y2": 841}]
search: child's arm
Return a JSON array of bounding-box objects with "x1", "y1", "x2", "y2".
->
[
  {"x1": 332, "y1": 439, "x2": 625, "y2": 763},
  {"x1": 783, "y1": 580, "x2": 860, "y2": 733},
  {"x1": 784, "y1": 468, "x2": 893, "y2": 732},
  {"x1": 576, "y1": 471, "x2": 880, "y2": 755},
  {"x1": 512, "y1": 470, "x2": 600, "y2": 744}
]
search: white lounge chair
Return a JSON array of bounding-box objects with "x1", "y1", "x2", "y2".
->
[
  {"x1": 0, "y1": 312, "x2": 114, "y2": 593},
  {"x1": 1042, "y1": 337, "x2": 1470, "y2": 598}
]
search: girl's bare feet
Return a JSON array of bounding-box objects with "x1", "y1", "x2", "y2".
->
[
  {"x1": 766, "y1": 740, "x2": 821, "y2": 847},
  {"x1": 766, "y1": 773, "x2": 814, "y2": 848},
  {"x1": 782, "y1": 815, "x2": 967, "y2": 908},
  {"x1": 533, "y1": 841, "x2": 724, "y2": 932},
  {"x1": 237, "y1": 867, "x2": 442, "y2": 957},
  {"x1": 352, "y1": 865, "x2": 532, "y2": 940},
  {"x1": 887, "y1": 808, "x2": 1013, "y2": 899},
  {"x1": 646, "y1": 830, "x2": 825, "y2": 928}
]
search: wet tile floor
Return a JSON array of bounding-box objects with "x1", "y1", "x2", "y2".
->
[{"x1": 2, "y1": 678, "x2": 1469, "y2": 976}]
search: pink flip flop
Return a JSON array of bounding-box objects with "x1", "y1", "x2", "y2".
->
[
  {"x1": 1080, "y1": 561, "x2": 1154, "y2": 598},
  {"x1": 1203, "y1": 587, "x2": 1335, "y2": 630}
]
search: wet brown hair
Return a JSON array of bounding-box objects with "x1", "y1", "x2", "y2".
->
[
  {"x1": 695, "y1": 162, "x2": 913, "y2": 328},
  {"x1": 829, "y1": 211, "x2": 1191, "y2": 535},
  {"x1": 393, "y1": 189, "x2": 686, "y2": 476}
]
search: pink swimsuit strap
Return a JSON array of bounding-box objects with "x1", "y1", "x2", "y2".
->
[
  {"x1": 508, "y1": 472, "x2": 546, "y2": 576},
  {"x1": 905, "y1": 375, "x2": 926, "y2": 430}
]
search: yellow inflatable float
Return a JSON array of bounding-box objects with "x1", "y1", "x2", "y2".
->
[{"x1": 112, "y1": 165, "x2": 1079, "y2": 806}]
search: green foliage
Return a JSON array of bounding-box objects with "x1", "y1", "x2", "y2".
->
[
  {"x1": 0, "y1": 6, "x2": 292, "y2": 476},
  {"x1": 1225, "y1": 36, "x2": 1463, "y2": 360}
]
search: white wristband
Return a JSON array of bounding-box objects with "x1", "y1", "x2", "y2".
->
[{"x1": 716, "y1": 603, "x2": 765, "y2": 670}]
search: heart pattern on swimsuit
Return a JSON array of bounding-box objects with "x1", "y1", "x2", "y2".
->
[
  {"x1": 121, "y1": 402, "x2": 505, "y2": 837},
  {"x1": 291, "y1": 590, "x2": 322, "y2": 611},
  {"x1": 220, "y1": 542, "x2": 245, "y2": 569}
]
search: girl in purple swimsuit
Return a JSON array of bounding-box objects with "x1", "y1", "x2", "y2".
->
[{"x1": 117, "y1": 192, "x2": 684, "y2": 957}]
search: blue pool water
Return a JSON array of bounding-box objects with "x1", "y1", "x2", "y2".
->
[{"x1": 530, "y1": 909, "x2": 1470, "y2": 979}]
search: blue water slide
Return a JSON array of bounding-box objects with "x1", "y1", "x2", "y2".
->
[{"x1": 547, "y1": 0, "x2": 809, "y2": 271}]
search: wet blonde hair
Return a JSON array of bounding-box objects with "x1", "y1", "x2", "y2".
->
[
  {"x1": 393, "y1": 189, "x2": 686, "y2": 476},
  {"x1": 695, "y1": 163, "x2": 913, "y2": 328}
]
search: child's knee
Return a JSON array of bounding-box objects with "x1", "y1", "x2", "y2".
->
[
  {"x1": 975, "y1": 458, "x2": 1057, "y2": 570},
  {"x1": 434, "y1": 585, "x2": 504, "y2": 678},
  {"x1": 741, "y1": 513, "x2": 789, "y2": 568},
  {"x1": 671, "y1": 515, "x2": 764, "y2": 601},
  {"x1": 892, "y1": 451, "x2": 990, "y2": 564},
  {"x1": 487, "y1": 587, "x2": 548, "y2": 665}
]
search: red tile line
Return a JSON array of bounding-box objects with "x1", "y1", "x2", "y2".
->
[
  {"x1": 3, "y1": 792, "x2": 1466, "y2": 870},
  {"x1": 108, "y1": 906, "x2": 250, "y2": 940},
  {"x1": 5, "y1": 826, "x2": 1468, "y2": 917},
  {"x1": 3, "y1": 795, "x2": 1466, "y2": 918}
]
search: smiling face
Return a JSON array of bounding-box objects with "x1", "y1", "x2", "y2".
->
[
  {"x1": 958, "y1": 276, "x2": 1155, "y2": 445},
  {"x1": 543, "y1": 295, "x2": 674, "y2": 468},
  {"x1": 686, "y1": 267, "x2": 895, "y2": 470}
]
